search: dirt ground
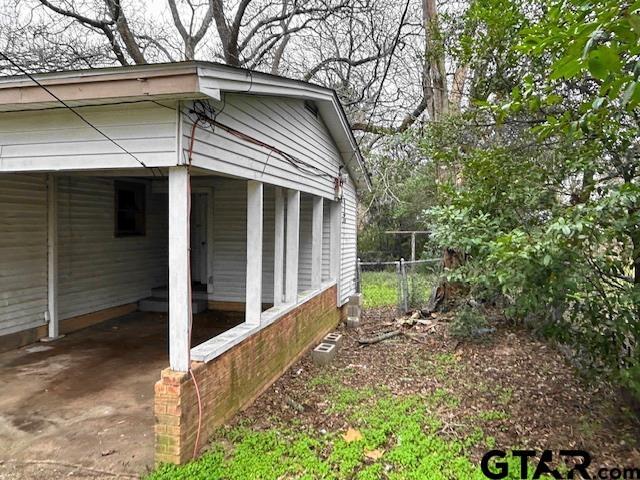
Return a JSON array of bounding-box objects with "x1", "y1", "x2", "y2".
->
[
  {"x1": 0, "y1": 310, "x2": 241, "y2": 480},
  {"x1": 3, "y1": 306, "x2": 639, "y2": 479},
  {"x1": 230, "y1": 306, "x2": 640, "y2": 471}
]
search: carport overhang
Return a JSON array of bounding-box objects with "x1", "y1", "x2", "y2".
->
[{"x1": 0, "y1": 61, "x2": 371, "y2": 192}]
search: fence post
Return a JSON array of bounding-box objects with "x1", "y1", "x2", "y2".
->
[
  {"x1": 395, "y1": 260, "x2": 402, "y2": 314},
  {"x1": 356, "y1": 257, "x2": 362, "y2": 294},
  {"x1": 400, "y1": 258, "x2": 409, "y2": 313}
]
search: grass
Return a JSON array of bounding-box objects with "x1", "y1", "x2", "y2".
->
[
  {"x1": 147, "y1": 381, "x2": 530, "y2": 480},
  {"x1": 360, "y1": 270, "x2": 437, "y2": 309},
  {"x1": 148, "y1": 391, "x2": 482, "y2": 480}
]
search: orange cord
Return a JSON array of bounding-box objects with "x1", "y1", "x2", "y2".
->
[
  {"x1": 186, "y1": 117, "x2": 201, "y2": 459},
  {"x1": 189, "y1": 368, "x2": 203, "y2": 459}
]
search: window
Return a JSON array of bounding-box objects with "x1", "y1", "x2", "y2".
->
[{"x1": 114, "y1": 181, "x2": 146, "y2": 237}]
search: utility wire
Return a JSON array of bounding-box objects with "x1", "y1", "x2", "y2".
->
[
  {"x1": 0, "y1": 51, "x2": 157, "y2": 175},
  {"x1": 154, "y1": 99, "x2": 336, "y2": 181}
]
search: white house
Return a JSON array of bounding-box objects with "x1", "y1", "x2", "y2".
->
[{"x1": 0, "y1": 61, "x2": 368, "y2": 464}]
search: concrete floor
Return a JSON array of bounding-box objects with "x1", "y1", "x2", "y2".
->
[{"x1": 0, "y1": 310, "x2": 242, "y2": 479}]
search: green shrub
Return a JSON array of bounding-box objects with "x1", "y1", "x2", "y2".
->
[{"x1": 449, "y1": 306, "x2": 488, "y2": 339}]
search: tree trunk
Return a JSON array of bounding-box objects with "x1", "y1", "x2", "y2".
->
[{"x1": 422, "y1": 0, "x2": 448, "y2": 120}]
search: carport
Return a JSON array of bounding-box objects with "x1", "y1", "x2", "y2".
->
[
  {"x1": 0, "y1": 62, "x2": 364, "y2": 464},
  {"x1": 0, "y1": 309, "x2": 242, "y2": 478}
]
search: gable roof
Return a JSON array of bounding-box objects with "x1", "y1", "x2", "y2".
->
[{"x1": 0, "y1": 61, "x2": 371, "y2": 190}]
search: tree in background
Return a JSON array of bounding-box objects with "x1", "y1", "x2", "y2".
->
[
  {"x1": 0, "y1": 0, "x2": 449, "y2": 143},
  {"x1": 424, "y1": 0, "x2": 640, "y2": 394}
]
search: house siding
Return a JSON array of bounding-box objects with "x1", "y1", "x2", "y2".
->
[
  {"x1": 340, "y1": 176, "x2": 357, "y2": 305},
  {"x1": 0, "y1": 173, "x2": 48, "y2": 336},
  {"x1": 57, "y1": 176, "x2": 168, "y2": 319},
  {"x1": 0, "y1": 102, "x2": 177, "y2": 171},
  {"x1": 185, "y1": 94, "x2": 342, "y2": 200},
  {"x1": 208, "y1": 178, "x2": 275, "y2": 304},
  {"x1": 0, "y1": 92, "x2": 359, "y2": 337},
  {"x1": 298, "y1": 194, "x2": 313, "y2": 291},
  {"x1": 184, "y1": 93, "x2": 358, "y2": 304},
  {"x1": 322, "y1": 199, "x2": 331, "y2": 282},
  {"x1": 0, "y1": 173, "x2": 168, "y2": 336}
]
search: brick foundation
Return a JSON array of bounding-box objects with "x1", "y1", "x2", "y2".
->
[{"x1": 154, "y1": 285, "x2": 341, "y2": 465}]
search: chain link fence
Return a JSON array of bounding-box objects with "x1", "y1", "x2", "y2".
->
[{"x1": 357, "y1": 257, "x2": 442, "y2": 314}]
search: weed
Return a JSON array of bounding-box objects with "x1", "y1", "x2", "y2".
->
[
  {"x1": 477, "y1": 410, "x2": 509, "y2": 422},
  {"x1": 497, "y1": 387, "x2": 514, "y2": 406}
]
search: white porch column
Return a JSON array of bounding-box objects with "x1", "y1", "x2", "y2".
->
[
  {"x1": 46, "y1": 174, "x2": 59, "y2": 340},
  {"x1": 273, "y1": 187, "x2": 285, "y2": 306},
  {"x1": 169, "y1": 166, "x2": 191, "y2": 372},
  {"x1": 329, "y1": 200, "x2": 342, "y2": 282},
  {"x1": 246, "y1": 181, "x2": 263, "y2": 324},
  {"x1": 311, "y1": 196, "x2": 323, "y2": 290},
  {"x1": 285, "y1": 190, "x2": 300, "y2": 303},
  {"x1": 206, "y1": 187, "x2": 215, "y2": 294}
]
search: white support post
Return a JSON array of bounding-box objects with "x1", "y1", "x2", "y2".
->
[
  {"x1": 329, "y1": 200, "x2": 342, "y2": 283},
  {"x1": 311, "y1": 196, "x2": 323, "y2": 290},
  {"x1": 46, "y1": 174, "x2": 59, "y2": 340},
  {"x1": 245, "y1": 181, "x2": 263, "y2": 324},
  {"x1": 169, "y1": 166, "x2": 191, "y2": 372},
  {"x1": 285, "y1": 190, "x2": 300, "y2": 303},
  {"x1": 206, "y1": 187, "x2": 215, "y2": 294},
  {"x1": 273, "y1": 187, "x2": 285, "y2": 306}
]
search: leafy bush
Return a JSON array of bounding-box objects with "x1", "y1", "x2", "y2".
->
[
  {"x1": 417, "y1": 0, "x2": 640, "y2": 398},
  {"x1": 449, "y1": 306, "x2": 488, "y2": 339}
]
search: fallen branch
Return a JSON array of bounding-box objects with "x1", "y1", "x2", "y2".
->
[{"x1": 358, "y1": 330, "x2": 401, "y2": 345}]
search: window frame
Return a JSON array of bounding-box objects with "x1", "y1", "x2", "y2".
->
[{"x1": 114, "y1": 180, "x2": 147, "y2": 237}]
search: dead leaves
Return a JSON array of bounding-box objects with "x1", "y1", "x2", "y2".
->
[
  {"x1": 342, "y1": 428, "x2": 385, "y2": 461},
  {"x1": 364, "y1": 449, "x2": 384, "y2": 460},
  {"x1": 342, "y1": 427, "x2": 363, "y2": 442}
]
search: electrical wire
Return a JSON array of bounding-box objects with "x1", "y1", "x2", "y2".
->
[
  {"x1": 190, "y1": 100, "x2": 335, "y2": 180},
  {"x1": 0, "y1": 51, "x2": 162, "y2": 176},
  {"x1": 189, "y1": 368, "x2": 203, "y2": 459},
  {"x1": 154, "y1": 99, "x2": 338, "y2": 181}
]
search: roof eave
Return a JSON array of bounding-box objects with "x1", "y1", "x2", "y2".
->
[{"x1": 0, "y1": 61, "x2": 371, "y2": 190}]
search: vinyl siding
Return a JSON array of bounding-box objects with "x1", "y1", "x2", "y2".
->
[
  {"x1": 185, "y1": 94, "x2": 342, "y2": 199},
  {"x1": 322, "y1": 199, "x2": 331, "y2": 282},
  {"x1": 298, "y1": 194, "x2": 313, "y2": 291},
  {"x1": 209, "y1": 178, "x2": 275, "y2": 304},
  {"x1": 0, "y1": 173, "x2": 48, "y2": 335},
  {"x1": 0, "y1": 92, "x2": 359, "y2": 336},
  {"x1": 0, "y1": 102, "x2": 177, "y2": 171},
  {"x1": 0, "y1": 173, "x2": 168, "y2": 335},
  {"x1": 57, "y1": 176, "x2": 168, "y2": 319},
  {"x1": 184, "y1": 93, "x2": 358, "y2": 303},
  {"x1": 340, "y1": 176, "x2": 358, "y2": 305}
]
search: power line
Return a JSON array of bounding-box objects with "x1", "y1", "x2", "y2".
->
[
  {"x1": 154, "y1": 99, "x2": 336, "y2": 181},
  {"x1": 0, "y1": 51, "x2": 157, "y2": 175}
]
